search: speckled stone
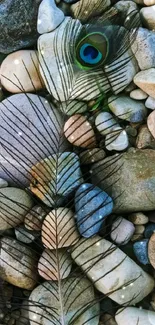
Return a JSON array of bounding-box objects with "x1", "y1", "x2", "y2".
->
[
  {"x1": 133, "y1": 239, "x2": 149, "y2": 265},
  {"x1": 42, "y1": 207, "x2": 79, "y2": 249},
  {"x1": 75, "y1": 183, "x2": 113, "y2": 237}
]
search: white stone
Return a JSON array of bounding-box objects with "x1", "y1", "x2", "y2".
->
[
  {"x1": 71, "y1": 236, "x2": 154, "y2": 305},
  {"x1": 130, "y1": 89, "x2": 148, "y2": 100},
  {"x1": 115, "y1": 307, "x2": 155, "y2": 325},
  {"x1": 105, "y1": 126, "x2": 129, "y2": 151},
  {"x1": 95, "y1": 112, "x2": 118, "y2": 136},
  {"x1": 37, "y1": 0, "x2": 65, "y2": 34},
  {"x1": 145, "y1": 96, "x2": 155, "y2": 109}
]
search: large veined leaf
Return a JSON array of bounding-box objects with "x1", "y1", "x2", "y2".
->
[{"x1": 0, "y1": 3, "x2": 153, "y2": 325}]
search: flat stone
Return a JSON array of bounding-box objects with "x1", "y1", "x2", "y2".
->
[
  {"x1": 110, "y1": 217, "x2": 135, "y2": 245},
  {"x1": 42, "y1": 207, "x2": 79, "y2": 249},
  {"x1": 128, "y1": 212, "x2": 149, "y2": 225},
  {"x1": 29, "y1": 277, "x2": 99, "y2": 325},
  {"x1": 0, "y1": 188, "x2": 33, "y2": 230},
  {"x1": 0, "y1": 93, "x2": 68, "y2": 186},
  {"x1": 130, "y1": 89, "x2": 148, "y2": 100},
  {"x1": 148, "y1": 233, "x2": 155, "y2": 268},
  {"x1": 38, "y1": 248, "x2": 72, "y2": 280},
  {"x1": 71, "y1": 236, "x2": 154, "y2": 305},
  {"x1": 0, "y1": 50, "x2": 44, "y2": 93},
  {"x1": 108, "y1": 95, "x2": 147, "y2": 122},
  {"x1": 75, "y1": 183, "x2": 113, "y2": 238},
  {"x1": 115, "y1": 307, "x2": 155, "y2": 325},
  {"x1": 64, "y1": 115, "x2": 96, "y2": 148},
  {"x1": 131, "y1": 28, "x2": 155, "y2": 70},
  {"x1": 133, "y1": 239, "x2": 149, "y2": 265},
  {"x1": 0, "y1": 237, "x2": 38, "y2": 289},
  {"x1": 37, "y1": 0, "x2": 64, "y2": 34},
  {"x1": 0, "y1": 0, "x2": 41, "y2": 54},
  {"x1": 30, "y1": 152, "x2": 83, "y2": 206},
  {"x1": 91, "y1": 149, "x2": 155, "y2": 213},
  {"x1": 134, "y1": 69, "x2": 155, "y2": 98}
]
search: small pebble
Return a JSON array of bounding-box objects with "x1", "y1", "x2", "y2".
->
[
  {"x1": 133, "y1": 239, "x2": 149, "y2": 265},
  {"x1": 0, "y1": 50, "x2": 44, "y2": 93},
  {"x1": 147, "y1": 110, "x2": 155, "y2": 138},
  {"x1": 0, "y1": 178, "x2": 8, "y2": 188},
  {"x1": 145, "y1": 96, "x2": 155, "y2": 110},
  {"x1": 75, "y1": 183, "x2": 113, "y2": 238},
  {"x1": 136, "y1": 125, "x2": 153, "y2": 149},
  {"x1": 148, "y1": 233, "x2": 155, "y2": 268},
  {"x1": 15, "y1": 226, "x2": 38, "y2": 244},
  {"x1": 105, "y1": 126, "x2": 129, "y2": 151},
  {"x1": 64, "y1": 114, "x2": 96, "y2": 148},
  {"x1": 42, "y1": 207, "x2": 79, "y2": 249},
  {"x1": 130, "y1": 89, "x2": 148, "y2": 100},
  {"x1": 144, "y1": 223, "x2": 155, "y2": 238},
  {"x1": 24, "y1": 205, "x2": 47, "y2": 231},
  {"x1": 37, "y1": 0, "x2": 65, "y2": 34},
  {"x1": 134, "y1": 69, "x2": 155, "y2": 99},
  {"x1": 110, "y1": 217, "x2": 135, "y2": 245},
  {"x1": 79, "y1": 148, "x2": 106, "y2": 164},
  {"x1": 128, "y1": 212, "x2": 149, "y2": 225},
  {"x1": 38, "y1": 248, "x2": 72, "y2": 280},
  {"x1": 95, "y1": 112, "x2": 118, "y2": 136}
]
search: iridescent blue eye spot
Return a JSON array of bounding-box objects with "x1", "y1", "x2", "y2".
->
[{"x1": 80, "y1": 43, "x2": 102, "y2": 65}]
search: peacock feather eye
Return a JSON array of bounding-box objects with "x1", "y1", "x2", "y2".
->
[{"x1": 75, "y1": 31, "x2": 109, "y2": 70}]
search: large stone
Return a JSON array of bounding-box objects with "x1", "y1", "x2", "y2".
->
[
  {"x1": 0, "y1": 237, "x2": 39, "y2": 289},
  {"x1": 91, "y1": 149, "x2": 155, "y2": 213},
  {"x1": 0, "y1": 0, "x2": 41, "y2": 54},
  {"x1": 115, "y1": 307, "x2": 155, "y2": 325},
  {"x1": 71, "y1": 236, "x2": 154, "y2": 305},
  {"x1": 29, "y1": 277, "x2": 99, "y2": 325},
  {"x1": 0, "y1": 188, "x2": 33, "y2": 230},
  {"x1": 0, "y1": 93, "x2": 68, "y2": 186}
]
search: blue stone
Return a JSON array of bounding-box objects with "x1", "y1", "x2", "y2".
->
[
  {"x1": 133, "y1": 239, "x2": 149, "y2": 265},
  {"x1": 75, "y1": 183, "x2": 113, "y2": 238},
  {"x1": 144, "y1": 223, "x2": 155, "y2": 239}
]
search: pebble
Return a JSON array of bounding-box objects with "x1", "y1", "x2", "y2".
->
[
  {"x1": 128, "y1": 212, "x2": 149, "y2": 225},
  {"x1": 133, "y1": 239, "x2": 149, "y2": 265},
  {"x1": 0, "y1": 237, "x2": 38, "y2": 289},
  {"x1": 147, "y1": 110, "x2": 155, "y2": 138},
  {"x1": 148, "y1": 233, "x2": 155, "y2": 268},
  {"x1": 29, "y1": 277, "x2": 99, "y2": 325},
  {"x1": 115, "y1": 307, "x2": 155, "y2": 325},
  {"x1": 132, "y1": 28, "x2": 155, "y2": 70},
  {"x1": 60, "y1": 100, "x2": 87, "y2": 115},
  {"x1": 145, "y1": 96, "x2": 155, "y2": 110},
  {"x1": 145, "y1": 223, "x2": 155, "y2": 238},
  {"x1": 0, "y1": 178, "x2": 8, "y2": 188},
  {"x1": 75, "y1": 183, "x2": 113, "y2": 238},
  {"x1": 105, "y1": 126, "x2": 129, "y2": 151},
  {"x1": 0, "y1": 188, "x2": 33, "y2": 230},
  {"x1": 37, "y1": 0, "x2": 64, "y2": 34},
  {"x1": 136, "y1": 125, "x2": 154, "y2": 149},
  {"x1": 95, "y1": 112, "x2": 118, "y2": 136},
  {"x1": 71, "y1": 236, "x2": 154, "y2": 305},
  {"x1": 130, "y1": 89, "x2": 148, "y2": 100},
  {"x1": 71, "y1": 0, "x2": 111, "y2": 21},
  {"x1": 79, "y1": 148, "x2": 106, "y2": 164},
  {"x1": 16, "y1": 299, "x2": 29, "y2": 325},
  {"x1": 38, "y1": 248, "x2": 72, "y2": 280},
  {"x1": 134, "y1": 68, "x2": 155, "y2": 98},
  {"x1": 30, "y1": 152, "x2": 83, "y2": 206},
  {"x1": 0, "y1": 93, "x2": 68, "y2": 186},
  {"x1": 110, "y1": 217, "x2": 135, "y2": 245},
  {"x1": 42, "y1": 207, "x2": 79, "y2": 249},
  {"x1": 0, "y1": 0, "x2": 41, "y2": 54},
  {"x1": 24, "y1": 205, "x2": 47, "y2": 231},
  {"x1": 140, "y1": 5, "x2": 155, "y2": 30},
  {"x1": 108, "y1": 95, "x2": 147, "y2": 122},
  {"x1": 91, "y1": 149, "x2": 155, "y2": 213},
  {"x1": 0, "y1": 50, "x2": 44, "y2": 93},
  {"x1": 100, "y1": 314, "x2": 117, "y2": 325},
  {"x1": 64, "y1": 115, "x2": 96, "y2": 148},
  {"x1": 15, "y1": 226, "x2": 38, "y2": 244}
]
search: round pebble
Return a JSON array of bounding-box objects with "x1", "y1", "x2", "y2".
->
[
  {"x1": 133, "y1": 239, "x2": 149, "y2": 265},
  {"x1": 0, "y1": 50, "x2": 44, "y2": 93},
  {"x1": 95, "y1": 112, "x2": 118, "y2": 136},
  {"x1": 148, "y1": 233, "x2": 155, "y2": 268},
  {"x1": 24, "y1": 205, "x2": 47, "y2": 231},
  {"x1": 145, "y1": 96, "x2": 155, "y2": 110},
  {"x1": 110, "y1": 217, "x2": 135, "y2": 245},
  {"x1": 64, "y1": 114, "x2": 96, "y2": 148},
  {"x1": 105, "y1": 126, "x2": 129, "y2": 151},
  {"x1": 128, "y1": 212, "x2": 149, "y2": 225}
]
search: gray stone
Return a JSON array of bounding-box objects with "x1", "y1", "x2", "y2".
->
[
  {"x1": 0, "y1": 178, "x2": 8, "y2": 188},
  {"x1": 0, "y1": 188, "x2": 33, "y2": 230},
  {"x1": 115, "y1": 307, "x2": 155, "y2": 325},
  {"x1": 29, "y1": 277, "x2": 99, "y2": 325},
  {"x1": 37, "y1": 0, "x2": 64, "y2": 34},
  {"x1": 91, "y1": 149, "x2": 155, "y2": 213},
  {"x1": 131, "y1": 28, "x2": 155, "y2": 70},
  {"x1": 0, "y1": 93, "x2": 68, "y2": 186},
  {"x1": 71, "y1": 236, "x2": 154, "y2": 305},
  {"x1": 15, "y1": 226, "x2": 38, "y2": 243},
  {"x1": 71, "y1": 0, "x2": 111, "y2": 21},
  {"x1": 145, "y1": 96, "x2": 155, "y2": 110},
  {"x1": 0, "y1": 237, "x2": 39, "y2": 289},
  {"x1": 0, "y1": 0, "x2": 41, "y2": 54}
]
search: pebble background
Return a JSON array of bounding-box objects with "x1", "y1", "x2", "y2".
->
[{"x1": 0, "y1": 0, "x2": 155, "y2": 325}]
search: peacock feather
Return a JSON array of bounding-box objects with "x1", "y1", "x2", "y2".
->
[{"x1": 0, "y1": 1, "x2": 154, "y2": 325}]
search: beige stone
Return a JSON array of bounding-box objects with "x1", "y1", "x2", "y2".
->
[
  {"x1": 147, "y1": 110, "x2": 155, "y2": 138},
  {"x1": 134, "y1": 69, "x2": 155, "y2": 99},
  {"x1": 128, "y1": 212, "x2": 149, "y2": 225},
  {"x1": 148, "y1": 233, "x2": 155, "y2": 268}
]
